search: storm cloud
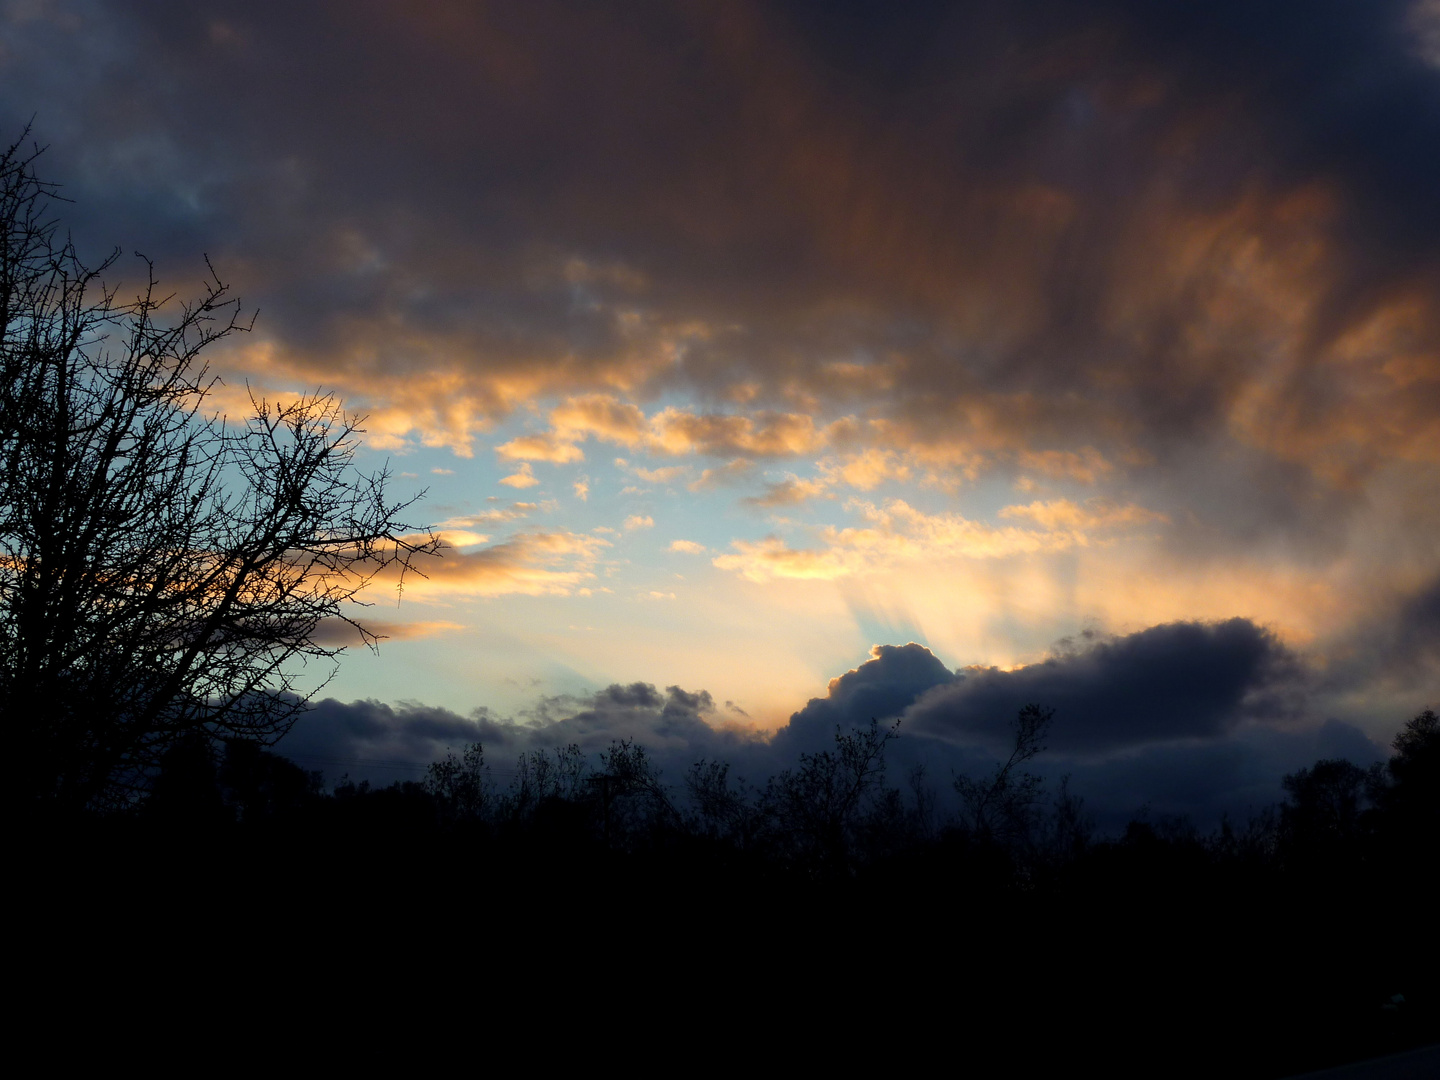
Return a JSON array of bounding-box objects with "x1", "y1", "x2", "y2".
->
[
  {"x1": 3, "y1": 1, "x2": 1434, "y2": 485},
  {"x1": 278, "y1": 682, "x2": 768, "y2": 788},
  {"x1": 905, "y1": 619, "x2": 1305, "y2": 754}
]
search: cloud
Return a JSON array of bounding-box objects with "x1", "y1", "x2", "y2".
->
[
  {"x1": 741, "y1": 476, "x2": 830, "y2": 509},
  {"x1": 817, "y1": 450, "x2": 913, "y2": 491},
  {"x1": 774, "y1": 642, "x2": 958, "y2": 755},
  {"x1": 433, "y1": 530, "x2": 489, "y2": 548},
  {"x1": 498, "y1": 462, "x2": 540, "y2": 489},
  {"x1": 549, "y1": 395, "x2": 650, "y2": 446},
  {"x1": 615, "y1": 458, "x2": 689, "y2": 484},
  {"x1": 307, "y1": 619, "x2": 468, "y2": 648},
  {"x1": 495, "y1": 433, "x2": 585, "y2": 463},
  {"x1": 713, "y1": 497, "x2": 1148, "y2": 582},
  {"x1": 689, "y1": 458, "x2": 755, "y2": 491},
  {"x1": 1014, "y1": 449, "x2": 1112, "y2": 485},
  {"x1": 547, "y1": 397, "x2": 829, "y2": 459},
  {"x1": 277, "y1": 625, "x2": 1379, "y2": 830},
  {"x1": 439, "y1": 506, "x2": 532, "y2": 527},
  {"x1": 278, "y1": 683, "x2": 770, "y2": 787},
  {"x1": 573, "y1": 477, "x2": 589, "y2": 500},
  {"x1": 372, "y1": 531, "x2": 610, "y2": 598},
  {"x1": 623, "y1": 514, "x2": 654, "y2": 531},
  {"x1": 669, "y1": 540, "x2": 706, "y2": 554},
  {"x1": 998, "y1": 499, "x2": 1169, "y2": 532},
  {"x1": 13, "y1": 0, "x2": 1434, "y2": 501},
  {"x1": 903, "y1": 619, "x2": 1305, "y2": 754}
]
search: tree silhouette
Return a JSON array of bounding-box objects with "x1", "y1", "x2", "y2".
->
[
  {"x1": 761, "y1": 718, "x2": 900, "y2": 876},
  {"x1": 0, "y1": 133, "x2": 437, "y2": 814},
  {"x1": 954, "y1": 703, "x2": 1053, "y2": 849}
]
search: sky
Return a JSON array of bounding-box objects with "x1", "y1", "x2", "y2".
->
[{"x1": 4, "y1": 0, "x2": 1437, "y2": 820}]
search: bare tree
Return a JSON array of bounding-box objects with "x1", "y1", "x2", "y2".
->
[
  {"x1": 954, "y1": 703, "x2": 1053, "y2": 847},
  {"x1": 0, "y1": 132, "x2": 437, "y2": 813}
]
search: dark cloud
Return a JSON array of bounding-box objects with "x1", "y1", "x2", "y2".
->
[
  {"x1": 774, "y1": 642, "x2": 957, "y2": 755},
  {"x1": 2, "y1": 0, "x2": 1433, "y2": 504},
  {"x1": 276, "y1": 697, "x2": 487, "y2": 784},
  {"x1": 276, "y1": 627, "x2": 1399, "y2": 830},
  {"x1": 277, "y1": 682, "x2": 768, "y2": 788},
  {"x1": 904, "y1": 619, "x2": 1303, "y2": 754},
  {"x1": 1049, "y1": 718, "x2": 1386, "y2": 829},
  {"x1": 1393, "y1": 576, "x2": 1440, "y2": 675}
]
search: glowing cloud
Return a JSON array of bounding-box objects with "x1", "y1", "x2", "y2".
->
[{"x1": 499, "y1": 462, "x2": 541, "y2": 489}]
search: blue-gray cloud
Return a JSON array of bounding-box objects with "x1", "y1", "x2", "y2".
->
[
  {"x1": 904, "y1": 619, "x2": 1304, "y2": 754},
  {"x1": 274, "y1": 620, "x2": 1395, "y2": 829}
]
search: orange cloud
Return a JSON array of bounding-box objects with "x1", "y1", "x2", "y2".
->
[
  {"x1": 713, "y1": 496, "x2": 1171, "y2": 583},
  {"x1": 309, "y1": 619, "x2": 468, "y2": 647},
  {"x1": 499, "y1": 462, "x2": 540, "y2": 488},
  {"x1": 495, "y1": 433, "x2": 585, "y2": 463},
  {"x1": 742, "y1": 476, "x2": 830, "y2": 508},
  {"x1": 689, "y1": 458, "x2": 755, "y2": 490},
  {"x1": 999, "y1": 499, "x2": 1169, "y2": 532},
  {"x1": 376, "y1": 531, "x2": 610, "y2": 599}
]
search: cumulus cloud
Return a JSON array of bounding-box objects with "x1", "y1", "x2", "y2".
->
[
  {"x1": 495, "y1": 433, "x2": 585, "y2": 463},
  {"x1": 623, "y1": 514, "x2": 654, "y2": 531},
  {"x1": 669, "y1": 539, "x2": 706, "y2": 554},
  {"x1": 817, "y1": 450, "x2": 913, "y2": 492},
  {"x1": 498, "y1": 462, "x2": 541, "y2": 489},
  {"x1": 773, "y1": 642, "x2": 958, "y2": 755}
]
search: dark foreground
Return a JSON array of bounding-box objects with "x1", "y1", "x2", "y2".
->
[{"x1": 14, "y1": 712, "x2": 1437, "y2": 1075}]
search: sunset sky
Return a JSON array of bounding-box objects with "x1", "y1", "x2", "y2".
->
[{"x1": 4, "y1": 1, "x2": 1437, "y2": 816}]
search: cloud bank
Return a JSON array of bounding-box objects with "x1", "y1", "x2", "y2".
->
[{"x1": 278, "y1": 619, "x2": 1396, "y2": 827}]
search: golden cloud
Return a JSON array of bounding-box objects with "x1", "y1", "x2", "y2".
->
[
  {"x1": 374, "y1": 531, "x2": 611, "y2": 599},
  {"x1": 999, "y1": 498, "x2": 1169, "y2": 532},
  {"x1": 712, "y1": 495, "x2": 1171, "y2": 583},
  {"x1": 495, "y1": 433, "x2": 586, "y2": 463},
  {"x1": 689, "y1": 458, "x2": 755, "y2": 491},
  {"x1": 498, "y1": 462, "x2": 541, "y2": 489}
]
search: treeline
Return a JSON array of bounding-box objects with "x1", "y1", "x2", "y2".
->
[
  {"x1": 135, "y1": 706, "x2": 1435, "y2": 890},
  {"x1": 21, "y1": 707, "x2": 1438, "y2": 1076}
]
